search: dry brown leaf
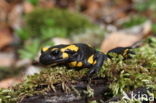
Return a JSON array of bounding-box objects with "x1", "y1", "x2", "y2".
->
[
  {"x1": 0, "y1": 28, "x2": 13, "y2": 49},
  {"x1": 8, "y1": 4, "x2": 23, "y2": 29},
  {"x1": 0, "y1": 52, "x2": 15, "y2": 67},
  {"x1": 23, "y1": 1, "x2": 34, "y2": 13},
  {"x1": 0, "y1": 77, "x2": 22, "y2": 88},
  {"x1": 39, "y1": 0, "x2": 55, "y2": 8},
  {"x1": 83, "y1": 0, "x2": 101, "y2": 16},
  {"x1": 101, "y1": 33, "x2": 141, "y2": 52},
  {"x1": 101, "y1": 21, "x2": 152, "y2": 52},
  {"x1": 0, "y1": 0, "x2": 9, "y2": 26}
]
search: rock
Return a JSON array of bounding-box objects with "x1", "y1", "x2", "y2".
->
[
  {"x1": 25, "y1": 66, "x2": 41, "y2": 76},
  {"x1": 15, "y1": 59, "x2": 31, "y2": 68},
  {"x1": 0, "y1": 52, "x2": 15, "y2": 67},
  {"x1": 52, "y1": 37, "x2": 71, "y2": 45}
]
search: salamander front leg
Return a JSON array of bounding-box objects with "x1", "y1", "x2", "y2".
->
[{"x1": 88, "y1": 54, "x2": 107, "y2": 77}]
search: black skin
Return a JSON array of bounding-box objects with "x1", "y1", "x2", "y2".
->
[
  {"x1": 107, "y1": 46, "x2": 135, "y2": 59},
  {"x1": 39, "y1": 43, "x2": 134, "y2": 76}
]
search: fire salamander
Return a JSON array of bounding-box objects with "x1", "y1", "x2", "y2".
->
[{"x1": 39, "y1": 43, "x2": 133, "y2": 76}]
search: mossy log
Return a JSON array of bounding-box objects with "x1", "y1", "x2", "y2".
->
[
  {"x1": 20, "y1": 79, "x2": 155, "y2": 103},
  {"x1": 21, "y1": 78, "x2": 109, "y2": 103}
]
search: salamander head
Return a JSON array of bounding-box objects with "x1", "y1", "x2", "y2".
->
[{"x1": 39, "y1": 44, "x2": 79, "y2": 65}]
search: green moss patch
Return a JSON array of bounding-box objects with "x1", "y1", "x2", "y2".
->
[
  {"x1": 0, "y1": 67, "x2": 22, "y2": 81},
  {"x1": 0, "y1": 67, "x2": 87, "y2": 103},
  {"x1": 17, "y1": 8, "x2": 96, "y2": 40},
  {"x1": 121, "y1": 15, "x2": 147, "y2": 28},
  {"x1": 99, "y1": 37, "x2": 156, "y2": 96}
]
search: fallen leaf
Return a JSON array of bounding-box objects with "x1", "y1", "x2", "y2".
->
[
  {"x1": 101, "y1": 21, "x2": 152, "y2": 52},
  {"x1": 0, "y1": 27, "x2": 13, "y2": 49},
  {"x1": 39, "y1": 0, "x2": 55, "y2": 8},
  {"x1": 0, "y1": 77, "x2": 23, "y2": 88},
  {"x1": 8, "y1": 4, "x2": 24, "y2": 29},
  {"x1": 0, "y1": 52, "x2": 15, "y2": 67},
  {"x1": 23, "y1": 1, "x2": 34, "y2": 13}
]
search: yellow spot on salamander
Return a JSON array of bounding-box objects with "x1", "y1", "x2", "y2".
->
[
  {"x1": 123, "y1": 49, "x2": 129, "y2": 56},
  {"x1": 87, "y1": 55, "x2": 94, "y2": 64},
  {"x1": 69, "y1": 61, "x2": 77, "y2": 67},
  {"x1": 69, "y1": 61, "x2": 83, "y2": 67},
  {"x1": 93, "y1": 60, "x2": 96, "y2": 64},
  {"x1": 62, "y1": 53, "x2": 69, "y2": 58},
  {"x1": 41, "y1": 47, "x2": 49, "y2": 52},
  {"x1": 77, "y1": 62, "x2": 83, "y2": 67},
  {"x1": 61, "y1": 45, "x2": 79, "y2": 52}
]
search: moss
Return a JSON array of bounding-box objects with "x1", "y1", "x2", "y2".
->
[
  {"x1": 99, "y1": 37, "x2": 156, "y2": 96},
  {"x1": 0, "y1": 67, "x2": 88, "y2": 103},
  {"x1": 18, "y1": 39, "x2": 40, "y2": 59},
  {"x1": 17, "y1": 8, "x2": 96, "y2": 40},
  {"x1": 110, "y1": 99, "x2": 141, "y2": 103},
  {"x1": 0, "y1": 38, "x2": 156, "y2": 102},
  {"x1": 0, "y1": 67, "x2": 13, "y2": 80},
  {"x1": 27, "y1": 0, "x2": 39, "y2": 6},
  {"x1": 152, "y1": 23, "x2": 156, "y2": 34},
  {"x1": 88, "y1": 100, "x2": 98, "y2": 103},
  {"x1": 121, "y1": 15, "x2": 147, "y2": 28},
  {"x1": 0, "y1": 67, "x2": 22, "y2": 81},
  {"x1": 134, "y1": 0, "x2": 156, "y2": 12}
]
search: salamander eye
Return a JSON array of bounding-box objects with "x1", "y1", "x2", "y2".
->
[{"x1": 50, "y1": 49, "x2": 60, "y2": 56}]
